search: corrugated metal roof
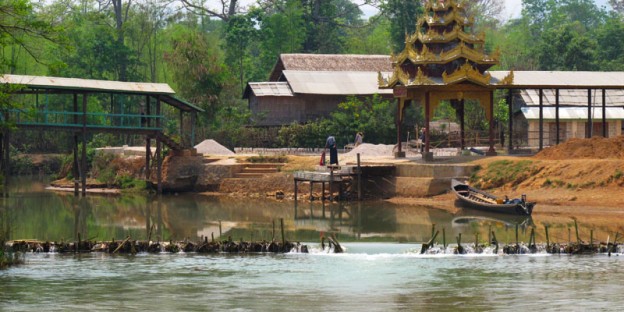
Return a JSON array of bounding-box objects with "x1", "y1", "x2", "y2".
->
[
  {"x1": 282, "y1": 70, "x2": 393, "y2": 95},
  {"x1": 521, "y1": 107, "x2": 624, "y2": 120},
  {"x1": 247, "y1": 82, "x2": 294, "y2": 97},
  {"x1": 520, "y1": 89, "x2": 624, "y2": 107},
  {"x1": 0, "y1": 74, "x2": 175, "y2": 94},
  {"x1": 491, "y1": 71, "x2": 624, "y2": 89}
]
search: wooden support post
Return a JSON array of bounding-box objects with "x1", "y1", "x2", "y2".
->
[
  {"x1": 191, "y1": 112, "x2": 197, "y2": 146},
  {"x1": 442, "y1": 228, "x2": 446, "y2": 251},
  {"x1": 396, "y1": 98, "x2": 402, "y2": 155},
  {"x1": 294, "y1": 179, "x2": 298, "y2": 202},
  {"x1": 156, "y1": 96, "x2": 162, "y2": 194},
  {"x1": 507, "y1": 90, "x2": 513, "y2": 152},
  {"x1": 329, "y1": 167, "x2": 334, "y2": 201},
  {"x1": 357, "y1": 153, "x2": 361, "y2": 201},
  {"x1": 602, "y1": 89, "x2": 607, "y2": 137},
  {"x1": 145, "y1": 95, "x2": 151, "y2": 180},
  {"x1": 460, "y1": 99, "x2": 466, "y2": 151},
  {"x1": 81, "y1": 93, "x2": 87, "y2": 196},
  {"x1": 587, "y1": 89, "x2": 592, "y2": 138},
  {"x1": 219, "y1": 220, "x2": 222, "y2": 238},
  {"x1": 487, "y1": 91, "x2": 496, "y2": 155},
  {"x1": 425, "y1": 92, "x2": 430, "y2": 154},
  {"x1": 555, "y1": 89, "x2": 560, "y2": 145},
  {"x1": 73, "y1": 93, "x2": 79, "y2": 196},
  {"x1": 539, "y1": 89, "x2": 544, "y2": 151},
  {"x1": 309, "y1": 181, "x2": 314, "y2": 201}
]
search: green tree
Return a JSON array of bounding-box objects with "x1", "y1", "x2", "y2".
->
[
  {"x1": 163, "y1": 25, "x2": 229, "y2": 122},
  {"x1": 379, "y1": 0, "x2": 422, "y2": 52},
  {"x1": 594, "y1": 14, "x2": 624, "y2": 70},
  {"x1": 535, "y1": 21, "x2": 597, "y2": 70},
  {"x1": 329, "y1": 94, "x2": 395, "y2": 144}
]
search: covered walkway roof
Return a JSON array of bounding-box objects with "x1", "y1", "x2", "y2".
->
[
  {"x1": 490, "y1": 71, "x2": 624, "y2": 89},
  {"x1": 0, "y1": 74, "x2": 203, "y2": 112}
]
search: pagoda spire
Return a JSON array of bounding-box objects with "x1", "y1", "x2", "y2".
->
[{"x1": 380, "y1": 0, "x2": 500, "y2": 88}]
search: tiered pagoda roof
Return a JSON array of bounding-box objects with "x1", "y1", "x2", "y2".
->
[{"x1": 379, "y1": 0, "x2": 504, "y2": 88}]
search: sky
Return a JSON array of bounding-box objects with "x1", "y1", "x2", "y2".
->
[
  {"x1": 354, "y1": 0, "x2": 613, "y2": 21},
  {"x1": 502, "y1": 0, "x2": 611, "y2": 20}
]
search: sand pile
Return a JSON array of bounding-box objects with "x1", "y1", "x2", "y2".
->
[
  {"x1": 194, "y1": 139, "x2": 235, "y2": 156},
  {"x1": 344, "y1": 143, "x2": 396, "y2": 157},
  {"x1": 534, "y1": 136, "x2": 624, "y2": 160}
]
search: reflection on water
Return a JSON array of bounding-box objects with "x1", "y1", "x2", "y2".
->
[
  {"x1": 4, "y1": 177, "x2": 624, "y2": 310},
  {"x1": 4, "y1": 176, "x2": 624, "y2": 247}
]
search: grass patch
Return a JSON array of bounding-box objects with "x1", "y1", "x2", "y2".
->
[
  {"x1": 471, "y1": 160, "x2": 534, "y2": 189},
  {"x1": 246, "y1": 155, "x2": 288, "y2": 164}
]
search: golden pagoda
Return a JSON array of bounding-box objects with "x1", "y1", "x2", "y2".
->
[{"x1": 380, "y1": 0, "x2": 512, "y2": 158}]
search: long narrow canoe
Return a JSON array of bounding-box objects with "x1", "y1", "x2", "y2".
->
[{"x1": 451, "y1": 179, "x2": 535, "y2": 216}]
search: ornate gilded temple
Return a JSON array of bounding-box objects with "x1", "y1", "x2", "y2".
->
[{"x1": 379, "y1": 0, "x2": 512, "y2": 158}]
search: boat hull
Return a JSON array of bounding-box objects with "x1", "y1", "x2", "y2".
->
[{"x1": 451, "y1": 179, "x2": 535, "y2": 216}]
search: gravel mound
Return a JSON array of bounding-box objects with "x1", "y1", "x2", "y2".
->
[
  {"x1": 194, "y1": 139, "x2": 235, "y2": 156},
  {"x1": 534, "y1": 136, "x2": 624, "y2": 160}
]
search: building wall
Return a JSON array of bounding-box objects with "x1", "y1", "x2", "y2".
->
[
  {"x1": 250, "y1": 93, "x2": 393, "y2": 126},
  {"x1": 526, "y1": 120, "x2": 621, "y2": 147},
  {"x1": 249, "y1": 95, "x2": 306, "y2": 126}
]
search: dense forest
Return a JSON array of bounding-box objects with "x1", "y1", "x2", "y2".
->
[{"x1": 1, "y1": 0, "x2": 623, "y2": 152}]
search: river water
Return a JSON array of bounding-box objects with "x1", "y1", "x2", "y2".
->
[{"x1": 2, "y1": 177, "x2": 624, "y2": 311}]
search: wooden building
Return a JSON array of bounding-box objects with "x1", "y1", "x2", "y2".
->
[{"x1": 243, "y1": 54, "x2": 393, "y2": 126}]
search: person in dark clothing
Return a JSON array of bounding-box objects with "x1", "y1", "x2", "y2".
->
[{"x1": 325, "y1": 135, "x2": 338, "y2": 165}]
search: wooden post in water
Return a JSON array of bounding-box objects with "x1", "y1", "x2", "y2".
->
[
  {"x1": 443, "y1": 228, "x2": 446, "y2": 251},
  {"x1": 294, "y1": 180, "x2": 298, "y2": 202},
  {"x1": 590, "y1": 229, "x2": 593, "y2": 248},
  {"x1": 219, "y1": 220, "x2": 222, "y2": 238},
  {"x1": 574, "y1": 219, "x2": 580, "y2": 245},
  {"x1": 515, "y1": 224, "x2": 519, "y2": 250},
  {"x1": 545, "y1": 224, "x2": 550, "y2": 251},
  {"x1": 211, "y1": 232, "x2": 214, "y2": 243},
  {"x1": 280, "y1": 218, "x2": 285, "y2": 247},
  {"x1": 491, "y1": 231, "x2": 499, "y2": 254},
  {"x1": 474, "y1": 233, "x2": 478, "y2": 250}
]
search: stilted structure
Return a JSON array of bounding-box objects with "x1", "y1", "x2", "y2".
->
[
  {"x1": 379, "y1": 0, "x2": 510, "y2": 160},
  {"x1": 0, "y1": 75, "x2": 203, "y2": 195}
]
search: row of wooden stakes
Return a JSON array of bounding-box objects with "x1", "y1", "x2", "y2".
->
[
  {"x1": 6, "y1": 236, "x2": 309, "y2": 254},
  {"x1": 420, "y1": 220, "x2": 621, "y2": 256}
]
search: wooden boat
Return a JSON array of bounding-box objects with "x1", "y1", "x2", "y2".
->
[{"x1": 451, "y1": 179, "x2": 535, "y2": 215}]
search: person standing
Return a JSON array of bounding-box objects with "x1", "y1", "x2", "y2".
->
[
  {"x1": 354, "y1": 132, "x2": 363, "y2": 147},
  {"x1": 325, "y1": 135, "x2": 338, "y2": 165}
]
